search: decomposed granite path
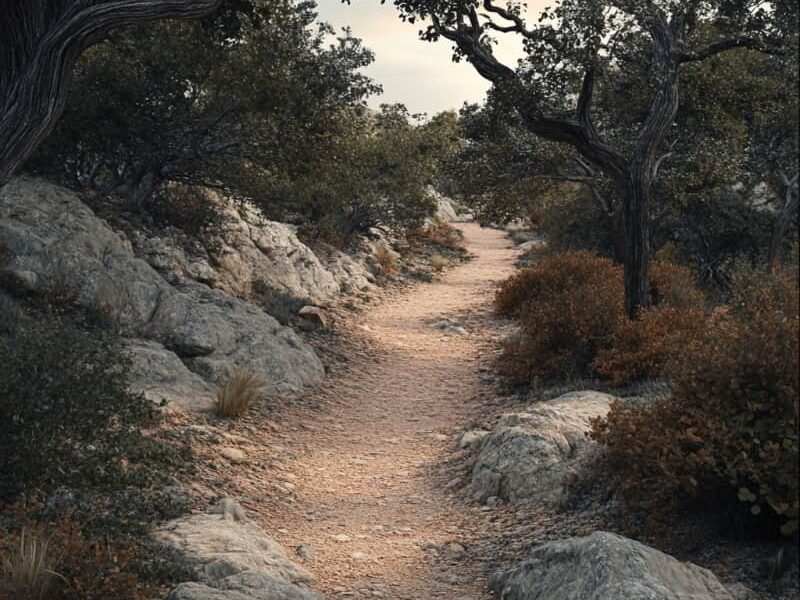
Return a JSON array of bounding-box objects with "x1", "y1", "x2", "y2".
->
[{"x1": 204, "y1": 223, "x2": 520, "y2": 599}]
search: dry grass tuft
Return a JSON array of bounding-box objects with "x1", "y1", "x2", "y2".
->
[
  {"x1": 1, "y1": 528, "x2": 63, "y2": 600},
  {"x1": 216, "y1": 367, "x2": 266, "y2": 417},
  {"x1": 375, "y1": 246, "x2": 398, "y2": 275},
  {"x1": 430, "y1": 253, "x2": 447, "y2": 272}
]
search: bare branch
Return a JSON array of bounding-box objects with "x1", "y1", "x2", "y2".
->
[
  {"x1": 481, "y1": 0, "x2": 535, "y2": 38},
  {"x1": 0, "y1": 0, "x2": 222, "y2": 185},
  {"x1": 679, "y1": 35, "x2": 780, "y2": 62}
]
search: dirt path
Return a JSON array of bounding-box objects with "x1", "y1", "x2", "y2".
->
[{"x1": 258, "y1": 223, "x2": 518, "y2": 598}]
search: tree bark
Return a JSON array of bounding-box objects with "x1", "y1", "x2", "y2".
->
[
  {"x1": 0, "y1": 0, "x2": 221, "y2": 186},
  {"x1": 768, "y1": 180, "x2": 799, "y2": 271},
  {"x1": 619, "y1": 167, "x2": 652, "y2": 318}
]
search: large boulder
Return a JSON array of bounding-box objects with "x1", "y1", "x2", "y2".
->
[
  {"x1": 159, "y1": 500, "x2": 322, "y2": 600},
  {"x1": 490, "y1": 531, "x2": 733, "y2": 600},
  {"x1": 125, "y1": 340, "x2": 216, "y2": 412},
  {"x1": 471, "y1": 391, "x2": 614, "y2": 504},
  {"x1": 0, "y1": 178, "x2": 324, "y2": 408},
  {"x1": 312, "y1": 245, "x2": 374, "y2": 295},
  {"x1": 133, "y1": 189, "x2": 340, "y2": 306},
  {"x1": 427, "y1": 186, "x2": 472, "y2": 223}
]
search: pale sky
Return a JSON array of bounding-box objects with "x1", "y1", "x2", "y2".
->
[{"x1": 314, "y1": 0, "x2": 550, "y2": 115}]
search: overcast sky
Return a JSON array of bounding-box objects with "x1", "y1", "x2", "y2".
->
[{"x1": 314, "y1": 0, "x2": 550, "y2": 115}]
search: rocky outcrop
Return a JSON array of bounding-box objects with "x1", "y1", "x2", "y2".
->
[
  {"x1": 125, "y1": 340, "x2": 217, "y2": 412},
  {"x1": 311, "y1": 244, "x2": 374, "y2": 296},
  {"x1": 490, "y1": 531, "x2": 733, "y2": 600},
  {"x1": 428, "y1": 187, "x2": 472, "y2": 223},
  {"x1": 159, "y1": 499, "x2": 323, "y2": 600},
  {"x1": 471, "y1": 391, "x2": 614, "y2": 504},
  {"x1": 0, "y1": 178, "x2": 324, "y2": 410},
  {"x1": 132, "y1": 189, "x2": 373, "y2": 306}
]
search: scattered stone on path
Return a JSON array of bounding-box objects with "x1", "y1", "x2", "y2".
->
[
  {"x1": 297, "y1": 544, "x2": 313, "y2": 559},
  {"x1": 219, "y1": 447, "x2": 247, "y2": 464},
  {"x1": 459, "y1": 429, "x2": 489, "y2": 450}
]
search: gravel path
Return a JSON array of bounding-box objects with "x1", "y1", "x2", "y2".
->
[{"x1": 256, "y1": 223, "x2": 518, "y2": 598}]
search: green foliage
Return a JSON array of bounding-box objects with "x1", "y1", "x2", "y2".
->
[
  {"x1": 0, "y1": 308, "x2": 190, "y2": 521},
  {"x1": 592, "y1": 266, "x2": 799, "y2": 537},
  {"x1": 28, "y1": 0, "x2": 378, "y2": 209},
  {"x1": 443, "y1": 98, "x2": 571, "y2": 225},
  {"x1": 259, "y1": 104, "x2": 459, "y2": 240},
  {"x1": 28, "y1": 1, "x2": 459, "y2": 239},
  {"x1": 539, "y1": 186, "x2": 619, "y2": 258}
]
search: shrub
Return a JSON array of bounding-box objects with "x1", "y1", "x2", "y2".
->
[
  {"x1": 407, "y1": 218, "x2": 464, "y2": 250},
  {"x1": 143, "y1": 186, "x2": 224, "y2": 237},
  {"x1": 594, "y1": 257, "x2": 708, "y2": 385},
  {"x1": 430, "y1": 253, "x2": 447, "y2": 272},
  {"x1": 592, "y1": 266, "x2": 799, "y2": 537},
  {"x1": 0, "y1": 311, "x2": 183, "y2": 495},
  {"x1": 0, "y1": 516, "x2": 161, "y2": 600},
  {"x1": 593, "y1": 307, "x2": 709, "y2": 386},
  {"x1": 649, "y1": 253, "x2": 706, "y2": 309},
  {"x1": 495, "y1": 251, "x2": 625, "y2": 383},
  {"x1": 374, "y1": 246, "x2": 398, "y2": 276},
  {"x1": 216, "y1": 367, "x2": 266, "y2": 418}
]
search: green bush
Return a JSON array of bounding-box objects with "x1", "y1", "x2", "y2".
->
[
  {"x1": 592, "y1": 266, "x2": 799, "y2": 537},
  {"x1": 0, "y1": 309, "x2": 189, "y2": 510}
]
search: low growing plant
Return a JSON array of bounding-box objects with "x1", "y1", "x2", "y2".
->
[
  {"x1": 495, "y1": 251, "x2": 625, "y2": 384},
  {"x1": 216, "y1": 367, "x2": 266, "y2": 418},
  {"x1": 592, "y1": 266, "x2": 799, "y2": 537}
]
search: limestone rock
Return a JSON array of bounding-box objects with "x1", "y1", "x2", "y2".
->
[
  {"x1": 155, "y1": 503, "x2": 315, "y2": 586},
  {"x1": 125, "y1": 339, "x2": 216, "y2": 412},
  {"x1": 427, "y1": 187, "x2": 472, "y2": 223},
  {"x1": 459, "y1": 429, "x2": 490, "y2": 451},
  {"x1": 471, "y1": 391, "x2": 614, "y2": 504},
  {"x1": 490, "y1": 531, "x2": 733, "y2": 600},
  {"x1": 132, "y1": 189, "x2": 340, "y2": 306},
  {"x1": 0, "y1": 178, "x2": 323, "y2": 410},
  {"x1": 166, "y1": 572, "x2": 324, "y2": 600}
]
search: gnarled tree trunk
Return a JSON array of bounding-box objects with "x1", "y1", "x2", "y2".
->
[
  {"x1": 619, "y1": 167, "x2": 653, "y2": 318},
  {"x1": 0, "y1": 0, "x2": 221, "y2": 186}
]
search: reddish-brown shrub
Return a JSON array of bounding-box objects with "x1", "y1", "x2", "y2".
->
[
  {"x1": 593, "y1": 256, "x2": 707, "y2": 386},
  {"x1": 0, "y1": 514, "x2": 161, "y2": 599},
  {"x1": 495, "y1": 251, "x2": 625, "y2": 383},
  {"x1": 649, "y1": 257, "x2": 706, "y2": 309},
  {"x1": 407, "y1": 219, "x2": 464, "y2": 249},
  {"x1": 593, "y1": 307, "x2": 709, "y2": 386},
  {"x1": 592, "y1": 266, "x2": 799, "y2": 536}
]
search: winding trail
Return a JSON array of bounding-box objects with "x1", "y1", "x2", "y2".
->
[{"x1": 261, "y1": 223, "x2": 518, "y2": 598}]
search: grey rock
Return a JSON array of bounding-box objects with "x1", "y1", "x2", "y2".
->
[
  {"x1": 125, "y1": 339, "x2": 216, "y2": 412},
  {"x1": 459, "y1": 429, "x2": 490, "y2": 450},
  {"x1": 155, "y1": 510, "x2": 314, "y2": 586},
  {"x1": 0, "y1": 178, "x2": 324, "y2": 410},
  {"x1": 471, "y1": 391, "x2": 614, "y2": 504},
  {"x1": 490, "y1": 531, "x2": 733, "y2": 600},
  {"x1": 134, "y1": 189, "x2": 340, "y2": 306},
  {"x1": 166, "y1": 572, "x2": 323, "y2": 600}
]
